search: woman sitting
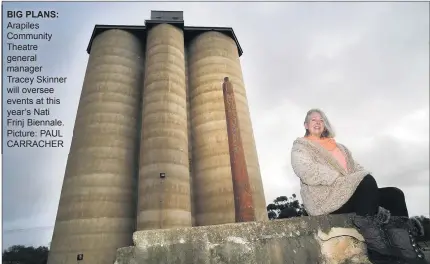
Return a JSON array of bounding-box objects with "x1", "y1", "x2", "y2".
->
[{"x1": 290, "y1": 108, "x2": 426, "y2": 264}]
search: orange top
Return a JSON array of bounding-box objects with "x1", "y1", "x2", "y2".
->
[
  {"x1": 305, "y1": 135, "x2": 348, "y2": 171},
  {"x1": 330, "y1": 147, "x2": 348, "y2": 171}
]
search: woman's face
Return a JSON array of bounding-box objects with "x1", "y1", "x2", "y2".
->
[{"x1": 305, "y1": 112, "x2": 325, "y2": 137}]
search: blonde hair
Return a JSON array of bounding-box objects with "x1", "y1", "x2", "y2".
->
[{"x1": 304, "y1": 108, "x2": 335, "y2": 138}]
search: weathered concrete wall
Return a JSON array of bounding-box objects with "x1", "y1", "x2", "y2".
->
[
  {"x1": 115, "y1": 214, "x2": 371, "y2": 264},
  {"x1": 188, "y1": 31, "x2": 267, "y2": 226},
  {"x1": 48, "y1": 29, "x2": 143, "y2": 264},
  {"x1": 137, "y1": 23, "x2": 192, "y2": 230}
]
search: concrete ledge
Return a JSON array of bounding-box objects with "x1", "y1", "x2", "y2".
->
[{"x1": 115, "y1": 214, "x2": 371, "y2": 264}]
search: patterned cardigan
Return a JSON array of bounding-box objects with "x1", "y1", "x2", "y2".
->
[{"x1": 291, "y1": 137, "x2": 370, "y2": 216}]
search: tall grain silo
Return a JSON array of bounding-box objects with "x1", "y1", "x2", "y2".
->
[
  {"x1": 188, "y1": 31, "x2": 267, "y2": 226},
  {"x1": 48, "y1": 11, "x2": 268, "y2": 263},
  {"x1": 137, "y1": 23, "x2": 192, "y2": 230},
  {"x1": 48, "y1": 29, "x2": 143, "y2": 264}
]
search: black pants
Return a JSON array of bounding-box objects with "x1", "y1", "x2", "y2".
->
[{"x1": 331, "y1": 174, "x2": 409, "y2": 217}]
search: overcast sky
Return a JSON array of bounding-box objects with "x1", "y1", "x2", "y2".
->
[{"x1": 2, "y1": 2, "x2": 429, "y2": 249}]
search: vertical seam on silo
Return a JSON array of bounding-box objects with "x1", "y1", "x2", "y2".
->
[{"x1": 134, "y1": 31, "x2": 146, "y2": 233}]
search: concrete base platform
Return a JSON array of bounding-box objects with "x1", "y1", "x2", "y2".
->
[{"x1": 114, "y1": 214, "x2": 372, "y2": 264}]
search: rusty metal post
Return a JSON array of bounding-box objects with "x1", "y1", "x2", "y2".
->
[{"x1": 222, "y1": 77, "x2": 256, "y2": 222}]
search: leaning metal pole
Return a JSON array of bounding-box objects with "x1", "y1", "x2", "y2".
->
[{"x1": 222, "y1": 77, "x2": 256, "y2": 222}]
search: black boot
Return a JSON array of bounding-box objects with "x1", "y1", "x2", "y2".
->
[
  {"x1": 385, "y1": 216, "x2": 428, "y2": 264},
  {"x1": 353, "y1": 207, "x2": 405, "y2": 264},
  {"x1": 353, "y1": 220, "x2": 402, "y2": 263},
  {"x1": 353, "y1": 215, "x2": 391, "y2": 255}
]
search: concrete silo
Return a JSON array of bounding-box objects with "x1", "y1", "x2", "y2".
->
[
  {"x1": 188, "y1": 31, "x2": 267, "y2": 226},
  {"x1": 48, "y1": 10, "x2": 268, "y2": 263},
  {"x1": 48, "y1": 29, "x2": 143, "y2": 264},
  {"x1": 137, "y1": 23, "x2": 192, "y2": 230}
]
